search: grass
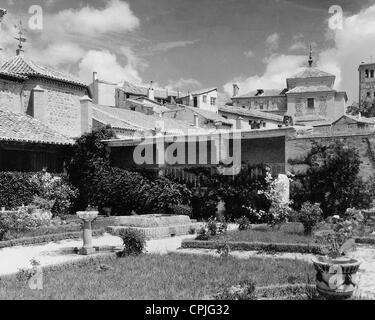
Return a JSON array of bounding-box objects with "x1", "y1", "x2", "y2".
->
[
  {"x1": 210, "y1": 229, "x2": 322, "y2": 245},
  {"x1": 0, "y1": 253, "x2": 314, "y2": 300}
]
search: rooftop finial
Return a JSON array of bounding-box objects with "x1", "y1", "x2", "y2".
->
[
  {"x1": 308, "y1": 44, "x2": 313, "y2": 68},
  {"x1": 14, "y1": 20, "x2": 27, "y2": 56}
]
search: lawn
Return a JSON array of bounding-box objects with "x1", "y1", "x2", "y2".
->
[
  {"x1": 0, "y1": 253, "x2": 314, "y2": 300},
  {"x1": 210, "y1": 229, "x2": 322, "y2": 245}
]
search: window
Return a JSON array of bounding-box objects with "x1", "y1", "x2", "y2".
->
[
  {"x1": 222, "y1": 115, "x2": 228, "y2": 119},
  {"x1": 202, "y1": 95, "x2": 207, "y2": 103},
  {"x1": 259, "y1": 103, "x2": 264, "y2": 110},
  {"x1": 307, "y1": 98, "x2": 314, "y2": 109},
  {"x1": 130, "y1": 106, "x2": 136, "y2": 111},
  {"x1": 210, "y1": 97, "x2": 216, "y2": 106},
  {"x1": 367, "y1": 92, "x2": 371, "y2": 98},
  {"x1": 366, "y1": 70, "x2": 370, "y2": 78},
  {"x1": 371, "y1": 70, "x2": 375, "y2": 78}
]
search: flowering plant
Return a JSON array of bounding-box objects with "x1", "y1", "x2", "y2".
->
[{"x1": 319, "y1": 209, "x2": 364, "y2": 259}]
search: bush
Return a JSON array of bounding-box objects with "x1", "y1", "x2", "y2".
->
[
  {"x1": 290, "y1": 141, "x2": 372, "y2": 217},
  {"x1": 117, "y1": 229, "x2": 146, "y2": 257},
  {"x1": 68, "y1": 126, "x2": 191, "y2": 215},
  {"x1": 195, "y1": 227, "x2": 210, "y2": 240},
  {"x1": 297, "y1": 202, "x2": 322, "y2": 235},
  {"x1": 0, "y1": 172, "x2": 39, "y2": 209},
  {"x1": 237, "y1": 216, "x2": 252, "y2": 231},
  {"x1": 0, "y1": 206, "x2": 52, "y2": 240},
  {"x1": 168, "y1": 204, "x2": 192, "y2": 216},
  {"x1": 214, "y1": 280, "x2": 257, "y2": 300},
  {"x1": 0, "y1": 171, "x2": 77, "y2": 216}
]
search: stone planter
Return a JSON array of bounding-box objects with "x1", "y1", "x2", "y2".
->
[{"x1": 312, "y1": 256, "x2": 361, "y2": 300}]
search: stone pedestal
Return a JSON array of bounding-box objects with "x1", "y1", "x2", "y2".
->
[{"x1": 77, "y1": 211, "x2": 98, "y2": 255}]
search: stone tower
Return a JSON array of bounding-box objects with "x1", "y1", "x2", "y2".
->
[{"x1": 358, "y1": 62, "x2": 375, "y2": 105}]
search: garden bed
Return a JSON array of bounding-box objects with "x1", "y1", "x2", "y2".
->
[
  {"x1": 181, "y1": 240, "x2": 324, "y2": 254},
  {"x1": 185, "y1": 229, "x2": 325, "y2": 254},
  {"x1": 0, "y1": 229, "x2": 105, "y2": 249},
  {"x1": 0, "y1": 253, "x2": 315, "y2": 300}
]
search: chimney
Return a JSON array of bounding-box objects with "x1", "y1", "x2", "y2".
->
[
  {"x1": 233, "y1": 84, "x2": 239, "y2": 97},
  {"x1": 93, "y1": 71, "x2": 98, "y2": 83},
  {"x1": 31, "y1": 85, "x2": 47, "y2": 122},
  {"x1": 236, "y1": 117, "x2": 243, "y2": 130},
  {"x1": 148, "y1": 81, "x2": 155, "y2": 101},
  {"x1": 194, "y1": 113, "x2": 199, "y2": 128},
  {"x1": 80, "y1": 95, "x2": 93, "y2": 134}
]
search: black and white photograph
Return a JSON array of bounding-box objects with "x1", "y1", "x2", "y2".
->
[{"x1": 1, "y1": 0, "x2": 375, "y2": 308}]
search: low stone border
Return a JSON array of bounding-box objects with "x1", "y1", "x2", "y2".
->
[
  {"x1": 181, "y1": 240, "x2": 324, "y2": 254},
  {"x1": 0, "y1": 229, "x2": 105, "y2": 249}
]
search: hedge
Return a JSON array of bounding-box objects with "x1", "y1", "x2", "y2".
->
[
  {"x1": 0, "y1": 229, "x2": 105, "y2": 249},
  {"x1": 181, "y1": 240, "x2": 325, "y2": 254}
]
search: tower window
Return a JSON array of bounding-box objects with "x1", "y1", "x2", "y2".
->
[
  {"x1": 371, "y1": 70, "x2": 374, "y2": 78},
  {"x1": 307, "y1": 98, "x2": 314, "y2": 109},
  {"x1": 367, "y1": 92, "x2": 371, "y2": 97},
  {"x1": 366, "y1": 70, "x2": 370, "y2": 78}
]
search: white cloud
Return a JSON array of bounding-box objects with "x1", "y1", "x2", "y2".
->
[
  {"x1": 78, "y1": 49, "x2": 142, "y2": 84},
  {"x1": 244, "y1": 50, "x2": 254, "y2": 58},
  {"x1": 150, "y1": 40, "x2": 199, "y2": 53},
  {"x1": 265, "y1": 33, "x2": 280, "y2": 52},
  {"x1": 50, "y1": 0, "x2": 139, "y2": 36},
  {"x1": 289, "y1": 41, "x2": 307, "y2": 51},
  {"x1": 166, "y1": 78, "x2": 202, "y2": 91},
  {"x1": 223, "y1": 54, "x2": 306, "y2": 96},
  {"x1": 317, "y1": 4, "x2": 375, "y2": 103},
  {"x1": 29, "y1": 42, "x2": 85, "y2": 66}
]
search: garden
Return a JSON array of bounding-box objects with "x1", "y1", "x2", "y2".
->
[{"x1": 1, "y1": 126, "x2": 375, "y2": 300}]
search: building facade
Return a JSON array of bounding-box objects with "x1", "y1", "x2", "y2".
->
[
  {"x1": 0, "y1": 54, "x2": 90, "y2": 138},
  {"x1": 358, "y1": 62, "x2": 375, "y2": 106}
]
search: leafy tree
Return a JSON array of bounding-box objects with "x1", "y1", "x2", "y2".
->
[
  {"x1": 347, "y1": 101, "x2": 375, "y2": 117},
  {"x1": 291, "y1": 141, "x2": 372, "y2": 218}
]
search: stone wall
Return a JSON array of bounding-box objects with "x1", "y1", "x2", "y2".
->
[
  {"x1": 286, "y1": 133, "x2": 375, "y2": 179},
  {"x1": 0, "y1": 79, "x2": 23, "y2": 113}
]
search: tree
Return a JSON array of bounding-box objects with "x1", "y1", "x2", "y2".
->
[
  {"x1": 347, "y1": 101, "x2": 375, "y2": 117},
  {"x1": 67, "y1": 125, "x2": 117, "y2": 211},
  {"x1": 291, "y1": 141, "x2": 372, "y2": 217}
]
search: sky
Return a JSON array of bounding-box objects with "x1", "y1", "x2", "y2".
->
[{"x1": 1, "y1": 0, "x2": 375, "y2": 104}]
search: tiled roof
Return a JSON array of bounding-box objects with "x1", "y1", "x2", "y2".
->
[
  {"x1": 178, "y1": 88, "x2": 217, "y2": 99},
  {"x1": 176, "y1": 104, "x2": 232, "y2": 125},
  {"x1": 0, "y1": 70, "x2": 27, "y2": 80},
  {"x1": 0, "y1": 55, "x2": 87, "y2": 87},
  {"x1": 218, "y1": 105, "x2": 284, "y2": 122},
  {"x1": 119, "y1": 81, "x2": 183, "y2": 99},
  {"x1": 0, "y1": 108, "x2": 73, "y2": 145},
  {"x1": 289, "y1": 67, "x2": 334, "y2": 79},
  {"x1": 286, "y1": 85, "x2": 333, "y2": 94},
  {"x1": 92, "y1": 105, "x2": 209, "y2": 135},
  {"x1": 234, "y1": 89, "x2": 286, "y2": 99},
  {"x1": 333, "y1": 114, "x2": 375, "y2": 125},
  {"x1": 127, "y1": 98, "x2": 171, "y2": 113},
  {"x1": 295, "y1": 115, "x2": 326, "y2": 122}
]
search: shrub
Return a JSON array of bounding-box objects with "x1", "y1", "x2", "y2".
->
[
  {"x1": 0, "y1": 172, "x2": 39, "y2": 209},
  {"x1": 195, "y1": 227, "x2": 210, "y2": 240},
  {"x1": 290, "y1": 141, "x2": 372, "y2": 217},
  {"x1": 297, "y1": 202, "x2": 322, "y2": 235},
  {"x1": 237, "y1": 216, "x2": 252, "y2": 231},
  {"x1": 68, "y1": 127, "x2": 191, "y2": 215},
  {"x1": 168, "y1": 204, "x2": 192, "y2": 216},
  {"x1": 0, "y1": 206, "x2": 52, "y2": 240},
  {"x1": 214, "y1": 280, "x2": 257, "y2": 300},
  {"x1": 117, "y1": 229, "x2": 146, "y2": 257}
]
